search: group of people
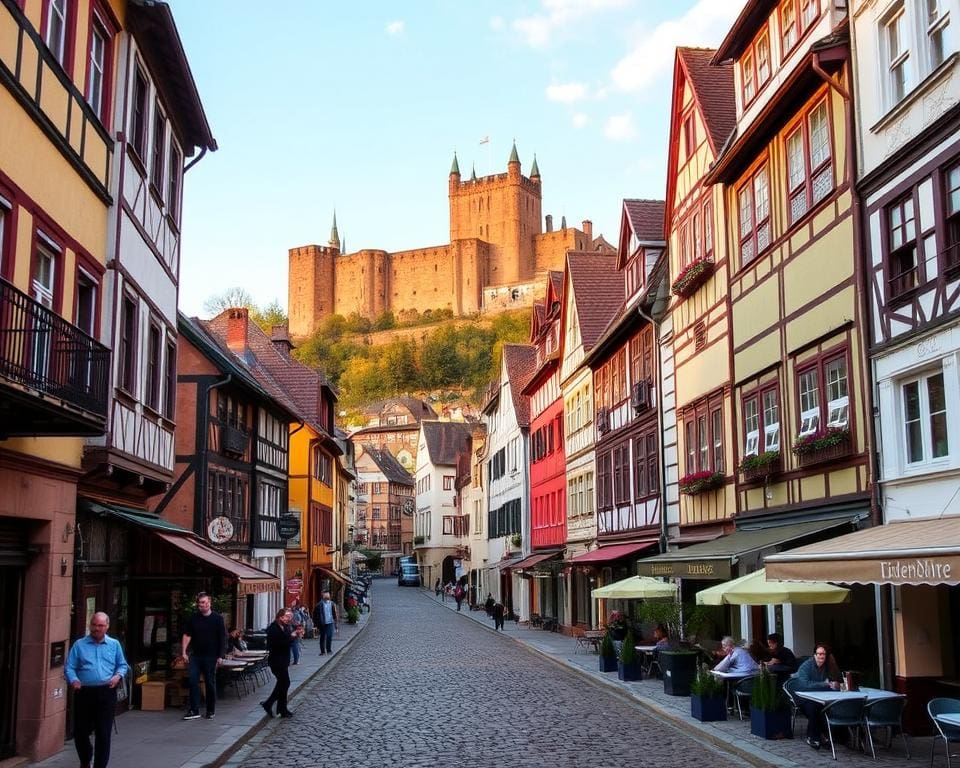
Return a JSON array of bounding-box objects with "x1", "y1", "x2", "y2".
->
[
  {"x1": 434, "y1": 578, "x2": 467, "y2": 610},
  {"x1": 64, "y1": 590, "x2": 346, "y2": 768}
]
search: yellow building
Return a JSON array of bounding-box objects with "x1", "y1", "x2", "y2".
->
[{"x1": 0, "y1": 0, "x2": 116, "y2": 759}]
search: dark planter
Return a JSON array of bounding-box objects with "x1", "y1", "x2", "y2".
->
[
  {"x1": 750, "y1": 707, "x2": 793, "y2": 740},
  {"x1": 599, "y1": 656, "x2": 618, "y2": 673},
  {"x1": 691, "y1": 694, "x2": 727, "y2": 722},
  {"x1": 661, "y1": 651, "x2": 698, "y2": 696},
  {"x1": 617, "y1": 661, "x2": 642, "y2": 681}
]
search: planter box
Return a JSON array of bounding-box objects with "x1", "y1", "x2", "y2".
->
[
  {"x1": 691, "y1": 694, "x2": 727, "y2": 722},
  {"x1": 661, "y1": 651, "x2": 698, "y2": 696},
  {"x1": 599, "y1": 656, "x2": 618, "y2": 673},
  {"x1": 672, "y1": 258, "x2": 715, "y2": 298},
  {"x1": 796, "y1": 435, "x2": 851, "y2": 468},
  {"x1": 750, "y1": 707, "x2": 793, "y2": 740},
  {"x1": 740, "y1": 458, "x2": 781, "y2": 484},
  {"x1": 617, "y1": 661, "x2": 642, "y2": 681}
]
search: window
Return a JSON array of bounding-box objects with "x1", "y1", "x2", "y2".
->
[
  {"x1": 926, "y1": 0, "x2": 950, "y2": 70},
  {"x1": 151, "y1": 106, "x2": 166, "y2": 191},
  {"x1": 785, "y1": 99, "x2": 833, "y2": 225},
  {"x1": 738, "y1": 164, "x2": 770, "y2": 265},
  {"x1": 946, "y1": 163, "x2": 960, "y2": 269},
  {"x1": 145, "y1": 323, "x2": 161, "y2": 410},
  {"x1": 32, "y1": 238, "x2": 57, "y2": 309},
  {"x1": 633, "y1": 431, "x2": 658, "y2": 500},
  {"x1": 742, "y1": 386, "x2": 781, "y2": 457},
  {"x1": 742, "y1": 50, "x2": 755, "y2": 103},
  {"x1": 131, "y1": 66, "x2": 149, "y2": 161},
  {"x1": 75, "y1": 268, "x2": 97, "y2": 337},
  {"x1": 781, "y1": 0, "x2": 798, "y2": 53},
  {"x1": 883, "y1": 6, "x2": 910, "y2": 106},
  {"x1": 796, "y1": 351, "x2": 849, "y2": 437},
  {"x1": 684, "y1": 396, "x2": 724, "y2": 475},
  {"x1": 683, "y1": 113, "x2": 695, "y2": 157},
  {"x1": 85, "y1": 5, "x2": 115, "y2": 124},
  {"x1": 0, "y1": 198, "x2": 7, "y2": 277},
  {"x1": 119, "y1": 294, "x2": 137, "y2": 393},
  {"x1": 756, "y1": 33, "x2": 771, "y2": 85},
  {"x1": 45, "y1": 0, "x2": 68, "y2": 66},
  {"x1": 164, "y1": 338, "x2": 176, "y2": 419},
  {"x1": 887, "y1": 194, "x2": 918, "y2": 299},
  {"x1": 443, "y1": 475, "x2": 454, "y2": 491},
  {"x1": 613, "y1": 444, "x2": 630, "y2": 504},
  {"x1": 902, "y1": 369, "x2": 948, "y2": 465}
]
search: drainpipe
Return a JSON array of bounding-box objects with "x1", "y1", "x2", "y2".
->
[{"x1": 184, "y1": 146, "x2": 208, "y2": 174}]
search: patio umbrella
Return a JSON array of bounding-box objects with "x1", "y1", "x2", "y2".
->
[
  {"x1": 695, "y1": 568, "x2": 850, "y2": 606},
  {"x1": 591, "y1": 575, "x2": 676, "y2": 599}
]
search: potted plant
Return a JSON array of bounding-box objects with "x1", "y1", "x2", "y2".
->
[
  {"x1": 346, "y1": 605, "x2": 360, "y2": 624},
  {"x1": 671, "y1": 255, "x2": 715, "y2": 298},
  {"x1": 598, "y1": 631, "x2": 618, "y2": 673},
  {"x1": 690, "y1": 665, "x2": 727, "y2": 722},
  {"x1": 617, "y1": 629, "x2": 642, "y2": 681},
  {"x1": 607, "y1": 610, "x2": 628, "y2": 641},
  {"x1": 510, "y1": 532, "x2": 522, "y2": 548},
  {"x1": 737, "y1": 450, "x2": 781, "y2": 482},
  {"x1": 678, "y1": 470, "x2": 725, "y2": 495},
  {"x1": 791, "y1": 426, "x2": 851, "y2": 467},
  {"x1": 749, "y1": 666, "x2": 792, "y2": 739},
  {"x1": 413, "y1": 534, "x2": 425, "y2": 545}
]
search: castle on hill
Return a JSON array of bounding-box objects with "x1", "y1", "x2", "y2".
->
[{"x1": 288, "y1": 143, "x2": 613, "y2": 338}]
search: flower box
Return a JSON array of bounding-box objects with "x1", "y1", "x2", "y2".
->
[
  {"x1": 791, "y1": 428, "x2": 851, "y2": 468},
  {"x1": 672, "y1": 257, "x2": 715, "y2": 298},
  {"x1": 738, "y1": 451, "x2": 781, "y2": 483},
  {"x1": 679, "y1": 471, "x2": 725, "y2": 496}
]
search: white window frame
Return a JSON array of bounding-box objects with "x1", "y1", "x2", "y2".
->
[
  {"x1": 882, "y1": 4, "x2": 911, "y2": 108},
  {"x1": 825, "y1": 357, "x2": 849, "y2": 428},
  {"x1": 46, "y1": 0, "x2": 68, "y2": 66},
  {"x1": 763, "y1": 389, "x2": 781, "y2": 452},
  {"x1": 743, "y1": 397, "x2": 760, "y2": 457},
  {"x1": 86, "y1": 15, "x2": 107, "y2": 118},
  {"x1": 798, "y1": 368, "x2": 820, "y2": 436}
]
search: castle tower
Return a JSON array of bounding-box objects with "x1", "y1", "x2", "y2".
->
[
  {"x1": 288, "y1": 211, "x2": 339, "y2": 337},
  {"x1": 448, "y1": 140, "x2": 542, "y2": 285}
]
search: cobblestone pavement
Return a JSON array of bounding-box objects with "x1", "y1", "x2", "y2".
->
[{"x1": 232, "y1": 581, "x2": 748, "y2": 768}]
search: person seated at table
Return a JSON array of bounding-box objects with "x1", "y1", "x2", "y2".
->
[
  {"x1": 653, "y1": 624, "x2": 671, "y2": 649},
  {"x1": 764, "y1": 632, "x2": 797, "y2": 676},
  {"x1": 795, "y1": 642, "x2": 842, "y2": 751},
  {"x1": 712, "y1": 636, "x2": 760, "y2": 674},
  {"x1": 748, "y1": 638, "x2": 770, "y2": 665},
  {"x1": 227, "y1": 627, "x2": 248, "y2": 653}
]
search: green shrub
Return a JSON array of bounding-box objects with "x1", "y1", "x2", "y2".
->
[
  {"x1": 690, "y1": 665, "x2": 724, "y2": 697},
  {"x1": 346, "y1": 606, "x2": 360, "y2": 624},
  {"x1": 750, "y1": 666, "x2": 787, "y2": 711},
  {"x1": 599, "y1": 632, "x2": 616, "y2": 660},
  {"x1": 619, "y1": 629, "x2": 637, "y2": 665}
]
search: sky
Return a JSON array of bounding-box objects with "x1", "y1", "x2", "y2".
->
[{"x1": 169, "y1": 0, "x2": 747, "y2": 318}]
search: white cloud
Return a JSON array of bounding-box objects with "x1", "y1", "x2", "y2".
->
[
  {"x1": 385, "y1": 20, "x2": 405, "y2": 36},
  {"x1": 605, "y1": 113, "x2": 636, "y2": 140},
  {"x1": 610, "y1": 0, "x2": 745, "y2": 93},
  {"x1": 572, "y1": 113, "x2": 589, "y2": 128},
  {"x1": 512, "y1": 0, "x2": 630, "y2": 48},
  {"x1": 546, "y1": 81, "x2": 588, "y2": 104},
  {"x1": 489, "y1": 15, "x2": 504, "y2": 30}
]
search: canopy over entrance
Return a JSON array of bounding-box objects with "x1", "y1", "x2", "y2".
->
[{"x1": 695, "y1": 568, "x2": 850, "y2": 605}]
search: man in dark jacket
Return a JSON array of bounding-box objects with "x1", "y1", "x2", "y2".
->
[
  {"x1": 180, "y1": 593, "x2": 227, "y2": 720},
  {"x1": 312, "y1": 591, "x2": 338, "y2": 655},
  {"x1": 261, "y1": 608, "x2": 301, "y2": 718}
]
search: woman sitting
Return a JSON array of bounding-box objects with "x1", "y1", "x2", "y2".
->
[
  {"x1": 795, "y1": 642, "x2": 842, "y2": 751},
  {"x1": 227, "y1": 627, "x2": 248, "y2": 653}
]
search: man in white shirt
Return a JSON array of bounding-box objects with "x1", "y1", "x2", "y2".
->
[{"x1": 713, "y1": 636, "x2": 760, "y2": 674}]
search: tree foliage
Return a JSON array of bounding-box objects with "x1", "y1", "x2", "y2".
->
[{"x1": 202, "y1": 288, "x2": 288, "y2": 333}]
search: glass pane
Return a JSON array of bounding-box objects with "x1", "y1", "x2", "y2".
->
[
  {"x1": 755, "y1": 167, "x2": 769, "y2": 222},
  {"x1": 787, "y1": 130, "x2": 805, "y2": 189},
  {"x1": 712, "y1": 410, "x2": 723, "y2": 472},
  {"x1": 809, "y1": 103, "x2": 830, "y2": 168},
  {"x1": 903, "y1": 381, "x2": 922, "y2": 463},
  {"x1": 826, "y1": 357, "x2": 848, "y2": 401},
  {"x1": 928, "y1": 373, "x2": 949, "y2": 458}
]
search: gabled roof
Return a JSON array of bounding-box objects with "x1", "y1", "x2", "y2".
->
[
  {"x1": 502, "y1": 344, "x2": 537, "y2": 427},
  {"x1": 713, "y1": 0, "x2": 777, "y2": 64},
  {"x1": 360, "y1": 397, "x2": 438, "y2": 422},
  {"x1": 677, "y1": 48, "x2": 736, "y2": 155},
  {"x1": 420, "y1": 421, "x2": 472, "y2": 467},
  {"x1": 361, "y1": 445, "x2": 414, "y2": 486},
  {"x1": 548, "y1": 270, "x2": 564, "y2": 299},
  {"x1": 565, "y1": 252, "x2": 623, "y2": 353},
  {"x1": 623, "y1": 199, "x2": 666, "y2": 243}
]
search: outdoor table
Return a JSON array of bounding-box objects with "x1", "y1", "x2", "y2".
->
[
  {"x1": 217, "y1": 658, "x2": 250, "y2": 668},
  {"x1": 580, "y1": 630, "x2": 604, "y2": 653},
  {"x1": 635, "y1": 645, "x2": 658, "y2": 678},
  {"x1": 794, "y1": 687, "x2": 904, "y2": 706},
  {"x1": 233, "y1": 651, "x2": 267, "y2": 658},
  {"x1": 934, "y1": 713, "x2": 960, "y2": 727},
  {"x1": 710, "y1": 669, "x2": 759, "y2": 713}
]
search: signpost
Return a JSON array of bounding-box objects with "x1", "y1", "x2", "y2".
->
[{"x1": 277, "y1": 513, "x2": 301, "y2": 541}]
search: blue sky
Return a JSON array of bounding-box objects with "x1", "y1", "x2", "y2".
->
[{"x1": 170, "y1": 0, "x2": 746, "y2": 317}]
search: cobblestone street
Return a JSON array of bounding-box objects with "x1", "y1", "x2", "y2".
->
[{"x1": 233, "y1": 581, "x2": 746, "y2": 768}]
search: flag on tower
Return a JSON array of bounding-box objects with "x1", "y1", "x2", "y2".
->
[{"x1": 479, "y1": 136, "x2": 489, "y2": 145}]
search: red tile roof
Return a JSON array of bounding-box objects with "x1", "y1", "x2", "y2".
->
[
  {"x1": 566, "y1": 252, "x2": 623, "y2": 352},
  {"x1": 502, "y1": 344, "x2": 537, "y2": 428},
  {"x1": 677, "y1": 47, "x2": 736, "y2": 155},
  {"x1": 623, "y1": 199, "x2": 666, "y2": 241}
]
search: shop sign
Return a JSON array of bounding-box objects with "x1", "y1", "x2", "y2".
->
[
  {"x1": 277, "y1": 513, "x2": 301, "y2": 541},
  {"x1": 286, "y1": 577, "x2": 303, "y2": 597},
  {"x1": 878, "y1": 558, "x2": 953, "y2": 584},
  {"x1": 637, "y1": 559, "x2": 731, "y2": 580}
]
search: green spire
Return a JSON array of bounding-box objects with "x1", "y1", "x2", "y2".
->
[
  {"x1": 530, "y1": 154, "x2": 540, "y2": 178},
  {"x1": 508, "y1": 140, "x2": 520, "y2": 165},
  {"x1": 450, "y1": 151, "x2": 460, "y2": 176},
  {"x1": 329, "y1": 211, "x2": 341, "y2": 250},
  {"x1": 470, "y1": 164, "x2": 477, "y2": 181}
]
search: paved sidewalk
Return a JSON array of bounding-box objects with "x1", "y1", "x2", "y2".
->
[
  {"x1": 29, "y1": 613, "x2": 369, "y2": 768},
  {"x1": 424, "y1": 591, "x2": 929, "y2": 768}
]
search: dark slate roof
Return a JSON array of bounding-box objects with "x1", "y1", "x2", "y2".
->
[
  {"x1": 362, "y1": 445, "x2": 414, "y2": 486},
  {"x1": 502, "y1": 344, "x2": 537, "y2": 428},
  {"x1": 623, "y1": 199, "x2": 666, "y2": 241},
  {"x1": 678, "y1": 47, "x2": 736, "y2": 155},
  {"x1": 566, "y1": 252, "x2": 623, "y2": 352},
  {"x1": 421, "y1": 421, "x2": 472, "y2": 467},
  {"x1": 360, "y1": 397, "x2": 438, "y2": 422}
]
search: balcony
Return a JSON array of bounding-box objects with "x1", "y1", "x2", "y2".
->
[
  {"x1": 0, "y1": 278, "x2": 109, "y2": 436},
  {"x1": 220, "y1": 423, "x2": 248, "y2": 456}
]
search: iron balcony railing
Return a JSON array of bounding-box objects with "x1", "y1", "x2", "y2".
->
[{"x1": 0, "y1": 277, "x2": 109, "y2": 417}]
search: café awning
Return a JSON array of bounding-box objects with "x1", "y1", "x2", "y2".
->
[
  {"x1": 591, "y1": 575, "x2": 677, "y2": 600},
  {"x1": 636, "y1": 518, "x2": 859, "y2": 581},
  {"x1": 695, "y1": 568, "x2": 850, "y2": 606},
  {"x1": 155, "y1": 533, "x2": 280, "y2": 595},
  {"x1": 316, "y1": 566, "x2": 350, "y2": 586},
  {"x1": 765, "y1": 516, "x2": 960, "y2": 586},
  {"x1": 512, "y1": 551, "x2": 563, "y2": 571},
  {"x1": 570, "y1": 540, "x2": 657, "y2": 564}
]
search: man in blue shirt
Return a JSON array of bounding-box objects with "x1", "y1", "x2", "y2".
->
[
  {"x1": 65, "y1": 612, "x2": 129, "y2": 768},
  {"x1": 713, "y1": 636, "x2": 760, "y2": 674}
]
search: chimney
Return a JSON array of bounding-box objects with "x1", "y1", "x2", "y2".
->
[
  {"x1": 545, "y1": 214, "x2": 553, "y2": 233},
  {"x1": 226, "y1": 307, "x2": 249, "y2": 354},
  {"x1": 271, "y1": 324, "x2": 294, "y2": 358},
  {"x1": 582, "y1": 219, "x2": 593, "y2": 239}
]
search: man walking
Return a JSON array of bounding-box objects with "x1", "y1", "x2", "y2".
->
[
  {"x1": 180, "y1": 593, "x2": 227, "y2": 720},
  {"x1": 312, "y1": 591, "x2": 338, "y2": 655},
  {"x1": 65, "y1": 612, "x2": 129, "y2": 768},
  {"x1": 261, "y1": 608, "x2": 301, "y2": 718}
]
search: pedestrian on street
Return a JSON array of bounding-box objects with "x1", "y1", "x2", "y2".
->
[
  {"x1": 484, "y1": 593, "x2": 494, "y2": 616},
  {"x1": 434, "y1": 578, "x2": 441, "y2": 598},
  {"x1": 312, "y1": 590, "x2": 339, "y2": 655},
  {"x1": 493, "y1": 601, "x2": 505, "y2": 631},
  {"x1": 180, "y1": 592, "x2": 227, "y2": 720},
  {"x1": 261, "y1": 608, "x2": 301, "y2": 719},
  {"x1": 289, "y1": 605, "x2": 303, "y2": 665},
  {"x1": 64, "y1": 612, "x2": 129, "y2": 768},
  {"x1": 454, "y1": 582, "x2": 464, "y2": 611}
]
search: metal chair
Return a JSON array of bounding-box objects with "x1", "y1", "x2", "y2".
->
[
  {"x1": 862, "y1": 696, "x2": 909, "y2": 759},
  {"x1": 734, "y1": 677, "x2": 754, "y2": 721},
  {"x1": 782, "y1": 677, "x2": 802, "y2": 734},
  {"x1": 928, "y1": 697, "x2": 960, "y2": 768},
  {"x1": 822, "y1": 696, "x2": 868, "y2": 761},
  {"x1": 644, "y1": 650, "x2": 662, "y2": 680}
]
